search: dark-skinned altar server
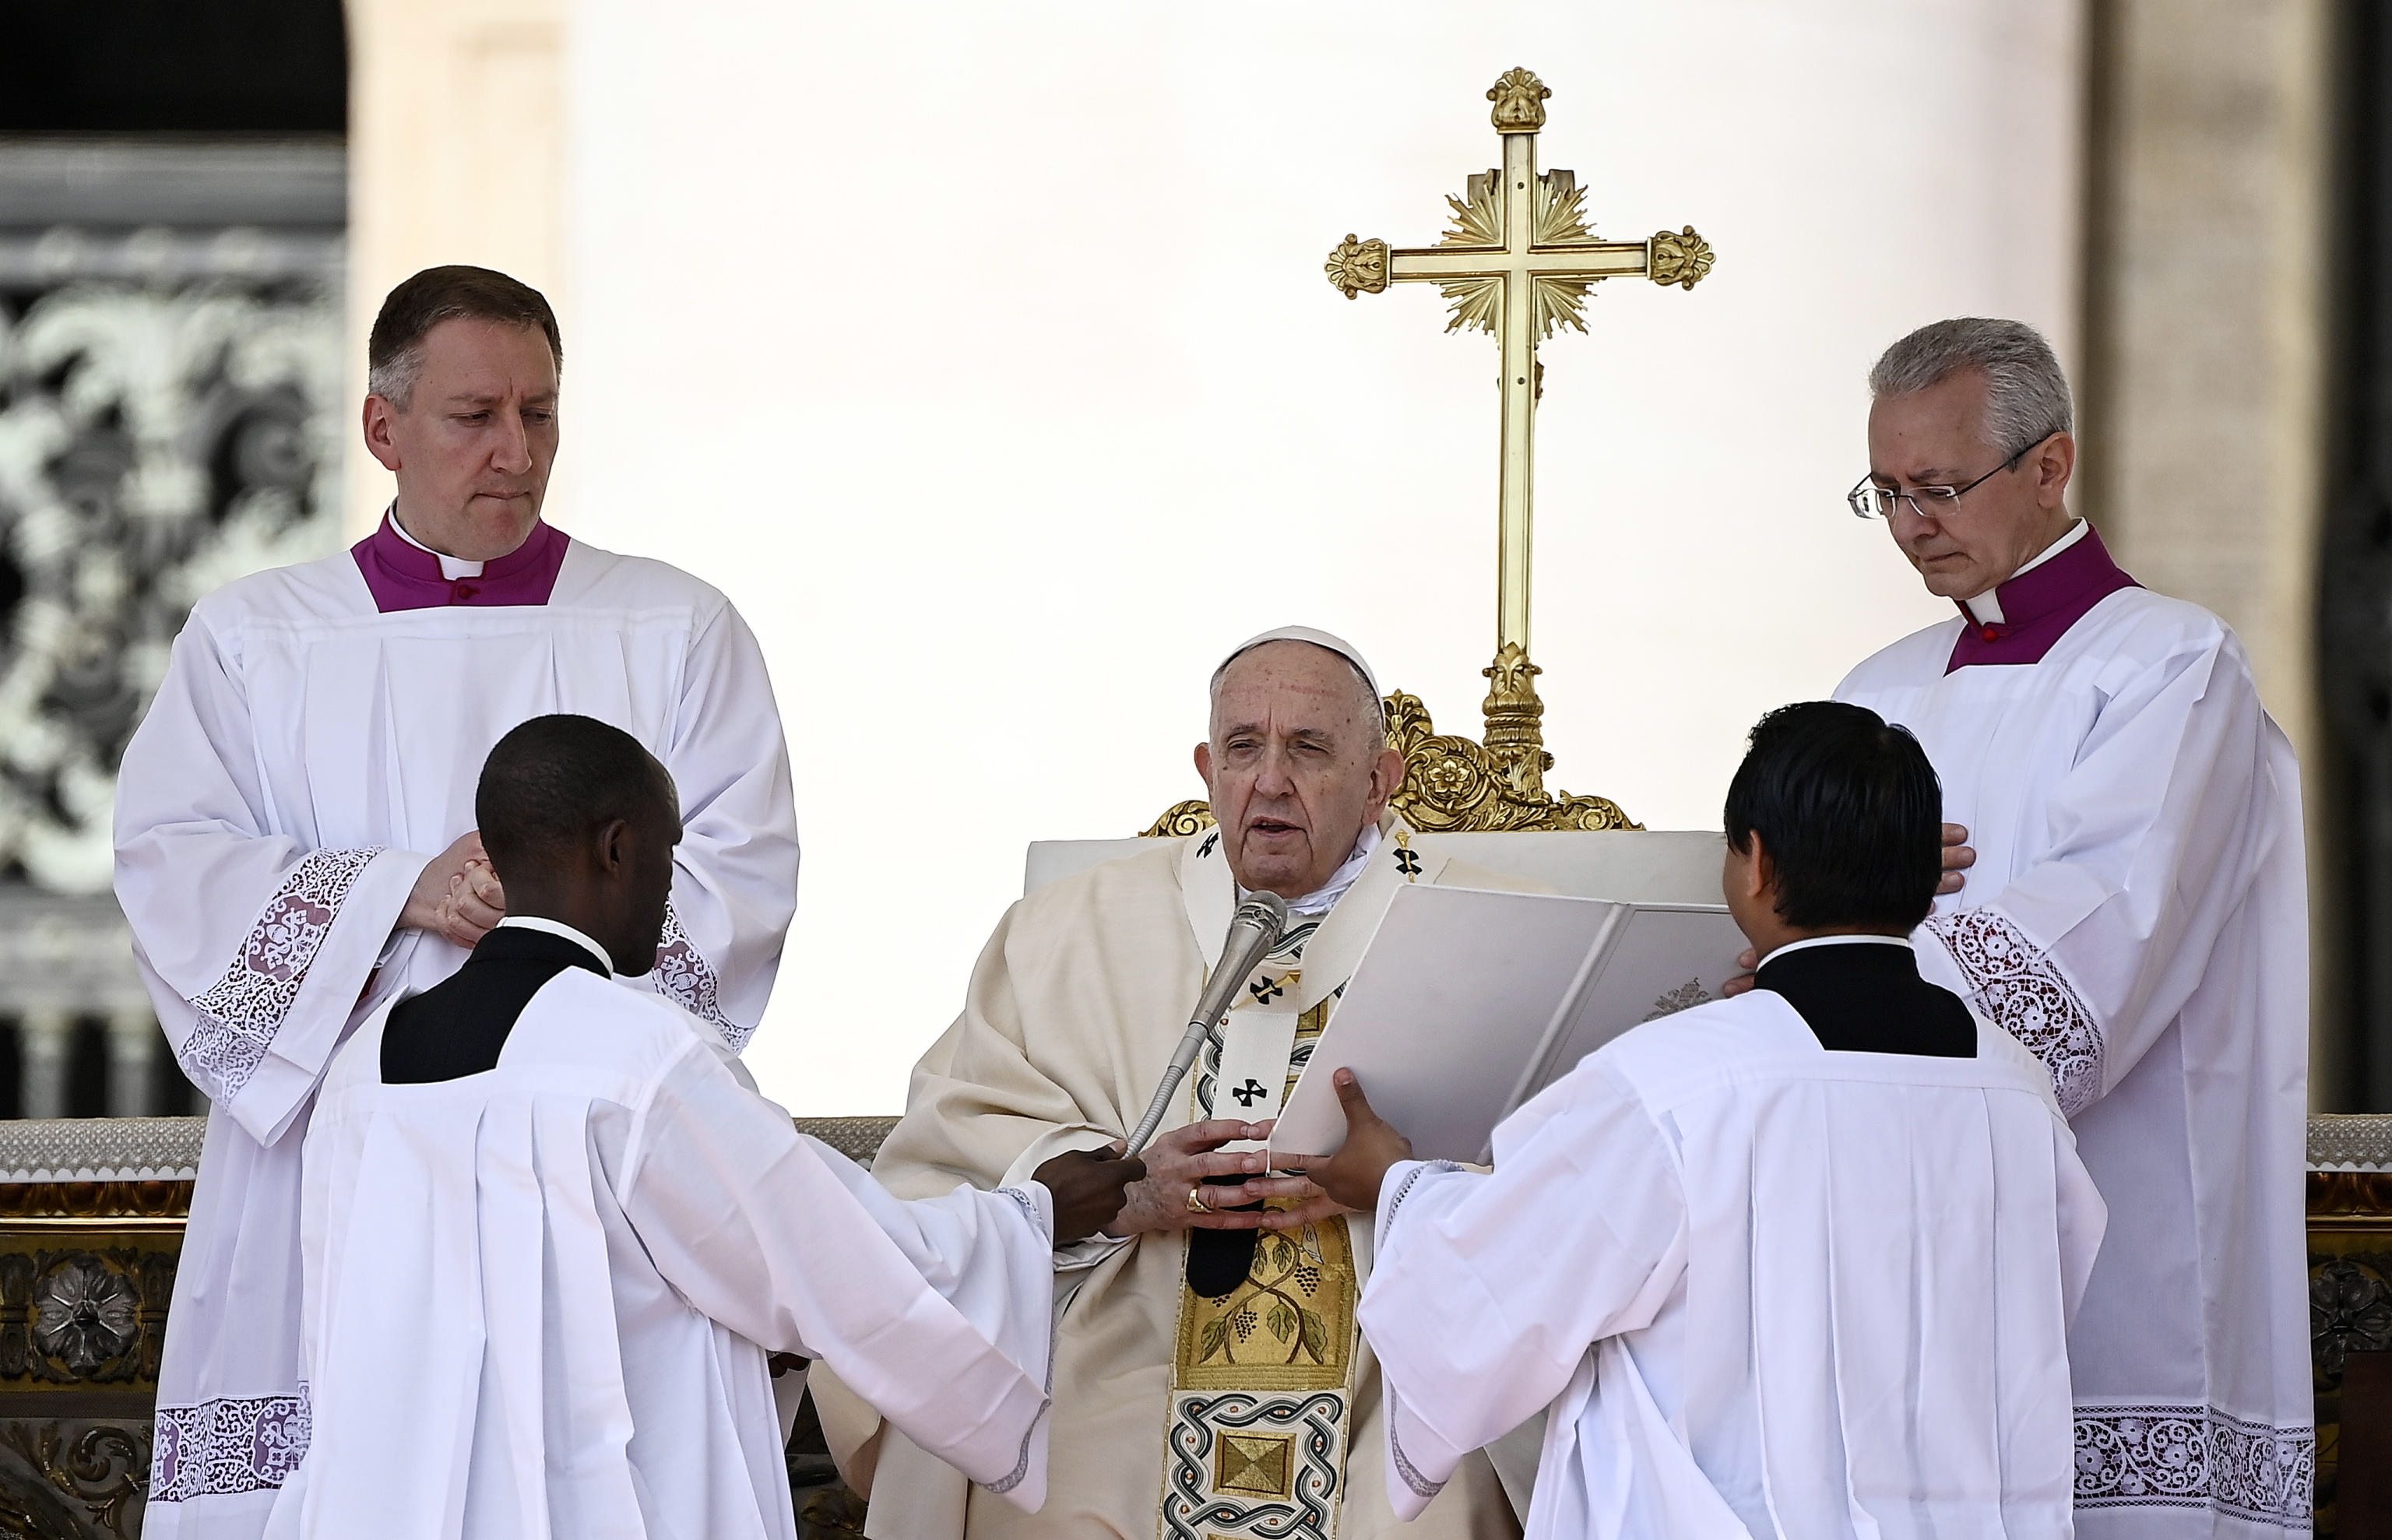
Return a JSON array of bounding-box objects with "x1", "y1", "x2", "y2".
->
[
  {"x1": 114, "y1": 267, "x2": 799, "y2": 1540},
  {"x1": 814, "y1": 628, "x2": 1532, "y2": 1540},
  {"x1": 1300, "y1": 703, "x2": 2102, "y2": 1540},
  {"x1": 1836, "y1": 318, "x2": 2311, "y2": 1535},
  {"x1": 266, "y1": 717, "x2": 1137, "y2": 1540}
]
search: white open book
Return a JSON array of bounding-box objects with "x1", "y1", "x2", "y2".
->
[{"x1": 1268, "y1": 884, "x2": 1749, "y2": 1164}]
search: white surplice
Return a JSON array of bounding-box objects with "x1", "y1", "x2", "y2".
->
[
  {"x1": 115, "y1": 538, "x2": 798, "y2": 1539},
  {"x1": 1363, "y1": 990, "x2": 2105, "y2": 1540},
  {"x1": 1838, "y1": 588, "x2": 2314, "y2": 1537},
  {"x1": 266, "y1": 969, "x2": 1054, "y2": 1540}
]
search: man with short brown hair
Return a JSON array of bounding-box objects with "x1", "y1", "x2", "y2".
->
[{"x1": 116, "y1": 265, "x2": 800, "y2": 1540}]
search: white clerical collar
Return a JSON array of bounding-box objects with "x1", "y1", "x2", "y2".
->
[
  {"x1": 389, "y1": 502, "x2": 487, "y2": 580},
  {"x1": 1757, "y1": 933, "x2": 1912, "y2": 967},
  {"x1": 496, "y1": 916, "x2": 612, "y2": 975},
  {"x1": 1962, "y1": 518, "x2": 2088, "y2": 625},
  {"x1": 1246, "y1": 821, "x2": 1382, "y2": 918}
]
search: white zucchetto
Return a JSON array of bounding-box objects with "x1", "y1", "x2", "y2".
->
[{"x1": 1214, "y1": 625, "x2": 1381, "y2": 699}]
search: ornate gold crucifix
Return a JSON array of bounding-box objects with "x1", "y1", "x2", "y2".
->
[
  {"x1": 1325, "y1": 67, "x2": 1712, "y2": 832},
  {"x1": 1140, "y1": 68, "x2": 1711, "y2": 839}
]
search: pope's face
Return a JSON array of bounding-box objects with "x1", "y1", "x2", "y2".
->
[
  {"x1": 364, "y1": 318, "x2": 559, "y2": 562},
  {"x1": 1195, "y1": 642, "x2": 1404, "y2": 901},
  {"x1": 1866, "y1": 368, "x2": 2075, "y2": 601}
]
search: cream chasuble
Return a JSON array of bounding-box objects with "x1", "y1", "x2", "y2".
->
[{"x1": 825, "y1": 818, "x2": 1525, "y2": 1540}]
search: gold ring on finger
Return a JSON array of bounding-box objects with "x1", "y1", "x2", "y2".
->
[{"x1": 1185, "y1": 1187, "x2": 1211, "y2": 1215}]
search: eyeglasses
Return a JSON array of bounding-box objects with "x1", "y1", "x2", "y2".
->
[{"x1": 1846, "y1": 433, "x2": 2055, "y2": 520}]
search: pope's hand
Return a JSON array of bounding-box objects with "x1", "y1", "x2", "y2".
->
[
  {"x1": 1032, "y1": 1144, "x2": 1148, "y2": 1245},
  {"x1": 402, "y1": 832, "x2": 507, "y2": 949},
  {"x1": 1269, "y1": 1071, "x2": 1412, "y2": 1222},
  {"x1": 1106, "y1": 1120, "x2": 1276, "y2": 1236}
]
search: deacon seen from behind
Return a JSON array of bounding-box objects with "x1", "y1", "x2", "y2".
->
[
  {"x1": 117, "y1": 265, "x2": 798, "y2": 1540},
  {"x1": 814, "y1": 629, "x2": 1537, "y2": 1540},
  {"x1": 268, "y1": 716, "x2": 1143, "y2": 1540},
  {"x1": 1832, "y1": 318, "x2": 2311, "y2": 1533},
  {"x1": 1295, "y1": 701, "x2": 2105, "y2": 1540}
]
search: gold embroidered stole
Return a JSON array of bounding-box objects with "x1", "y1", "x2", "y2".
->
[{"x1": 1159, "y1": 824, "x2": 1432, "y2": 1540}]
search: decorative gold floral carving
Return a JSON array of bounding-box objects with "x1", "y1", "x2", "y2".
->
[
  {"x1": 1388, "y1": 652, "x2": 1640, "y2": 832},
  {"x1": 1486, "y1": 67, "x2": 1550, "y2": 132},
  {"x1": 1322, "y1": 235, "x2": 1390, "y2": 300},
  {"x1": 0, "y1": 1246, "x2": 174, "y2": 1389},
  {"x1": 1648, "y1": 226, "x2": 1715, "y2": 290}
]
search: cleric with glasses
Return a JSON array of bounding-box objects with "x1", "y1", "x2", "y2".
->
[{"x1": 1825, "y1": 317, "x2": 2313, "y2": 1538}]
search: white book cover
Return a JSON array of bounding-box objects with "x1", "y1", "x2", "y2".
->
[{"x1": 1268, "y1": 884, "x2": 1749, "y2": 1163}]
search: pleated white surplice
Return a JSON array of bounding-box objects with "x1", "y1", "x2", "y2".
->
[
  {"x1": 1361, "y1": 990, "x2": 2105, "y2": 1540},
  {"x1": 267, "y1": 969, "x2": 1055, "y2": 1540}
]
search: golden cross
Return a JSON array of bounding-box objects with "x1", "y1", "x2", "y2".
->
[{"x1": 1324, "y1": 69, "x2": 1711, "y2": 812}]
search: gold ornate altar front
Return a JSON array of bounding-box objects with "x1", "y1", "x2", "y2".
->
[{"x1": 1148, "y1": 69, "x2": 1708, "y2": 839}]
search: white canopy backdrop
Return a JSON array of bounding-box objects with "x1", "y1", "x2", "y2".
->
[{"x1": 558, "y1": 0, "x2": 2081, "y2": 1113}]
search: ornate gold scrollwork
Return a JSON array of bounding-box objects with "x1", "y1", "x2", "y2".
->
[
  {"x1": 1139, "y1": 800, "x2": 1217, "y2": 838},
  {"x1": 0, "y1": 1419, "x2": 148, "y2": 1538},
  {"x1": 1486, "y1": 67, "x2": 1550, "y2": 132},
  {"x1": 1648, "y1": 226, "x2": 1715, "y2": 290},
  {"x1": 1322, "y1": 235, "x2": 1391, "y2": 300}
]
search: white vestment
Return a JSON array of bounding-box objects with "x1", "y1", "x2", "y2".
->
[
  {"x1": 115, "y1": 535, "x2": 798, "y2": 1538},
  {"x1": 267, "y1": 968, "x2": 1054, "y2": 1540},
  {"x1": 1838, "y1": 585, "x2": 2314, "y2": 1535},
  {"x1": 1364, "y1": 989, "x2": 2105, "y2": 1540}
]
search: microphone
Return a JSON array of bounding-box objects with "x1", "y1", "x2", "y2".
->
[{"x1": 1123, "y1": 891, "x2": 1289, "y2": 1158}]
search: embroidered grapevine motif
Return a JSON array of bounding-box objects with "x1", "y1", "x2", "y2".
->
[
  {"x1": 2074, "y1": 1405, "x2": 2314, "y2": 1527},
  {"x1": 185, "y1": 849, "x2": 380, "y2": 1102},
  {"x1": 150, "y1": 1387, "x2": 311, "y2": 1502},
  {"x1": 1927, "y1": 908, "x2": 2104, "y2": 1116},
  {"x1": 653, "y1": 902, "x2": 746, "y2": 1050}
]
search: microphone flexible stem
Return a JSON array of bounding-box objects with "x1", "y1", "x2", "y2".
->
[
  {"x1": 1122, "y1": 892, "x2": 1288, "y2": 1158},
  {"x1": 1123, "y1": 1034, "x2": 1208, "y2": 1157}
]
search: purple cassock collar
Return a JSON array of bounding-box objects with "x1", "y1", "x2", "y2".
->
[
  {"x1": 351, "y1": 513, "x2": 569, "y2": 613},
  {"x1": 1945, "y1": 523, "x2": 2138, "y2": 673}
]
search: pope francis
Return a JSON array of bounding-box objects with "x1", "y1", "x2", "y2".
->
[{"x1": 818, "y1": 628, "x2": 1523, "y2": 1540}]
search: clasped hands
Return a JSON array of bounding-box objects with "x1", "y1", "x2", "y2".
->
[{"x1": 1099, "y1": 1072, "x2": 1416, "y2": 1237}]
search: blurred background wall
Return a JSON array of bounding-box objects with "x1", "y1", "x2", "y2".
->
[{"x1": 0, "y1": 0, "x2": 2383, "y2": 1114}]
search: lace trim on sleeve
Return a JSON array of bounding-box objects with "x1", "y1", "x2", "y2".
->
[
  {"x1": 150, "y1": 1386, "x2": 311, "y2": 1501},
  {"x1": 184, "y1": 849, "x2": 382, "y2": 1103},
  {"x1": 1926, "y1": 907, "x2": 2105, "y2": 1116},
  {"x1": 653, "y1": 901, "x2": 747, "y2": 1050}
]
